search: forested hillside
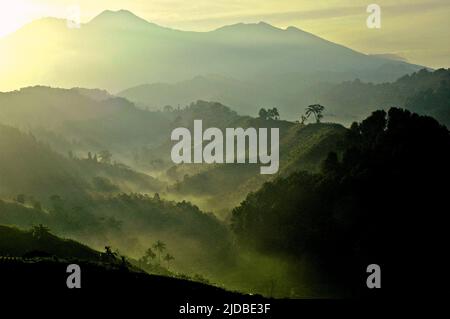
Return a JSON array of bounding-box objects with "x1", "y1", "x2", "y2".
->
[
  {"x1": 1, "y1": 82, "x2": 448, "y2": 297},
  {"x1": 231, "y1": 108, "x2": 450, "y2": 297},
  {"x1": 0, "y1": 224, "x2": 255, "y2": 299},
  {"x1": 308, "y1": 68, "x2": 450, "y2": 126},
  {"x1": 0, "y1": 123, "x2": 163, "y2": 201},
  {"x1": 167, "y1": 119, "x2": 346, "y2": 215},
  {"x1": 0, "y1": 86, "x2": 172, "y2": 160},
  {"x1": 0, "y1": 3, "x2": 447, "y2": 301},
  {"x1": 0, "y1": 193, "x2": 233, "y2": 276}
]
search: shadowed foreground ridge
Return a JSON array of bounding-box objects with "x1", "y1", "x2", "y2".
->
[
  {"x1": 0, "y1": 258, "x2": 250, "y2": 298},
  {"x1": 0, "y1": 225, "x2": 255, "y2": 299}
]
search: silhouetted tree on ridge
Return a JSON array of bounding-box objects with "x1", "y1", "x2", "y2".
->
[
  {"x1": 153, "y1": 240, "x2": 166, "y2": 264},
  {"x1": 305, "y1": 104, "x2": 325, "y2": 123}
]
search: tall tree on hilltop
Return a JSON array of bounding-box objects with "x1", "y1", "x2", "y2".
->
[
  {"x1": 164, "y1": 253, "x2": 175, "y2": 270},
  {"x1": 305, "y1": 104, "x2": 325, "y2": 123},
  {"x1": 153, "y1": 240, "x2": 166, "y2": 264}
]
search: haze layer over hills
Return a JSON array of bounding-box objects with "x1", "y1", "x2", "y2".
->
[
  {"x1": 0, "y1": 9, "x2": 423, "y2": 94},
  {"x1": 1, "y1": 8, "x2": 448, "y2": 298}
]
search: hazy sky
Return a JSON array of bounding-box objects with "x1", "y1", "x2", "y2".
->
[{"x1": 0, "y1": 0, "x2": 449, "y2": 68}]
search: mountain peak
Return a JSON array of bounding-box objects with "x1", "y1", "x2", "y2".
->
[
  {"x1": 89, "y1": 9, "x2": 156, "y2": 28},
  {"x1": 214, "y1": 21, "x2": 283, "y2": 33},
  {"x1": 286, "y1": 26, "x2": 300, "y2": 32},
  {"x1": 256, "y1": 21, "x2": 276, "y2": 28},
  {"x1": 94, "y1": 9, "x2": 138, "y2": 18}
]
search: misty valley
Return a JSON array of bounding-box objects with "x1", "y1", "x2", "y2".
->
[
  {"x1": 1, "y1": 82, "x2": 448, "y2": 298},
  {"x1": 170, "y1": 120, "x2": 279, "y2": 174},
  {"x1": 0, "y1": 8, "x2": 449, "y2": 301}
]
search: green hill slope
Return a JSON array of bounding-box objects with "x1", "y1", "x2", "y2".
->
[
  {"x1": 0, "y1": 86, "x2": 172, "y2": 156},
  {"x1": 0, "y1": 224, "x2": 99, "y2": 259},
  {"x1": 231, "y1": 108, "x2": 450, "y2": 297},
  {"x1": 0, "y1": 224, "x2": 255, "y2": 299},
  {"x1": 0, "y1": 123, "x2": 164, "y2": 201},
  {"x1": 165, "y1": 110, "x2": 347, "y2": 215}
]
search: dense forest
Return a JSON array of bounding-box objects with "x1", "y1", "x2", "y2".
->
[
  {"x1": 1, "y1": 6, "x2": 448, "y2": 302},
  {"x1": 308, "y1": 68, "x2": 450, "y2": 126},
  {"x1": 231, "y1": 108, "x2": 449, "y2": 296},
  {"x1": 1, "y1": 72, "x2": 449, "y2": 297}
]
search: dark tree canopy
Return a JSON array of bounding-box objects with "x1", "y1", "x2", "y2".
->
[{"x1": 232, "y1": 108, "x2": 450, "y2": 297}]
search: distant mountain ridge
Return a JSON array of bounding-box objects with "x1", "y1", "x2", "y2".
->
[
  {"x1": 120, "y1": 68, "x2": 449, "y2": 125},
  {"x1": 0, "y1": 9, "x2": 424, "y2": 93},
  {"x1": 307, "y1": 68, "x2": 450, "y2": 126}
]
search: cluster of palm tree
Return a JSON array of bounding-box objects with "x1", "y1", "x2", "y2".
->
[
  {"x1": 31, "y1": 224, "x2": 51, "y2": 240},
  {"x1": 140, "y1": 240, "x2": 175, "y2": 270},
  {"x1": 258, "y1": 107, "x2": 280, "y2": 120}
]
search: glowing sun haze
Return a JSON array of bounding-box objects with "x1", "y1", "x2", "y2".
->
[{"x1": 0, "y1": 0, "x2": 449, "y2": 68}]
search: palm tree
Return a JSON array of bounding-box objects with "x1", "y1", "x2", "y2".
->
[
  {"x1": 145, "y1": 248, "x2": 156, "y2": 262},
  {"x1": 300, "y1": 115, "x2": 308, "y2": 125},
  {"x1": 31, "y1": 224, "x2": 51, "y2": 239},
  {"x1": 163, "y1": 253, "x2": 175, "y2": 270},
  {"x1": 152, "y1": 240, "x2": 166, "y2": 264},
  {"x1": 139, "y1": 247, "x2": 157, "y2": 266},
  {"x1": 139, "y1": 255, "x2": 149, "y2": 266},
  {"x1": 104, "y1": 246, "x2": 117, "y2": 261},
  {"x1": 305, "y1": 104, "x2": 325, "y2": 123}
]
